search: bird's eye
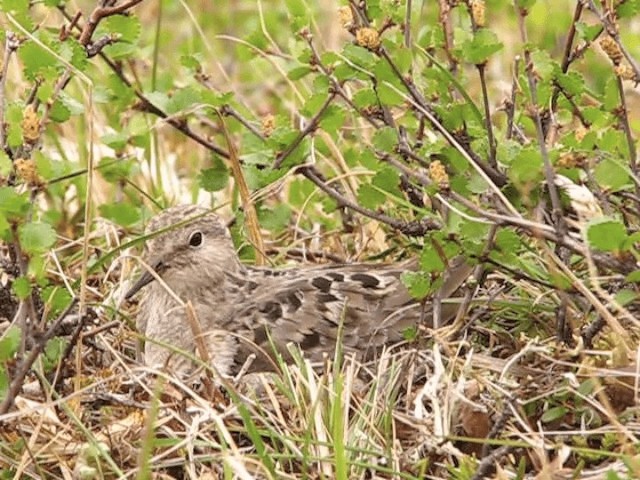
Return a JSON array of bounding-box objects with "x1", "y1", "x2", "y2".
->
[{"x1": 188, "y1": 231, "x2": 204, "y2": 247}]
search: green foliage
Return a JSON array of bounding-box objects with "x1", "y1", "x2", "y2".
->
[
  {"x1": 0, "y1": 326, "x2": 21, "y2": 362},
  {"x1": 586, "y1": 218, "x2": 628, "y2": 252},
  {"x1": 18, "y1": 221, "x2": 56, "y2": 254},
  {"x1": 1, "y1": 0, "x2": 640, "y2": 477}
]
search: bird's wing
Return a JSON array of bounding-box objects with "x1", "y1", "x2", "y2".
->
[{"x1": 225, "y1": 257, "x2": 472, "y2": 369}]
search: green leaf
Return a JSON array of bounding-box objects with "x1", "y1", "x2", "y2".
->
[
  {"x1": 555, "y1": 71, "x2": 585, "y2": 97},
  {"x1": 586, "y1": 218, "x2": 628, "y2": 252},
  {"x1": 98, "y1": 156, "x2": 136, "y2": 182},
  {"x1": 180, "y1": 54, "x2": 202, "y2": 71},
  {"x1": 243, "y1": 165, "x2": 285, "y2": 190},
  {"x1": 400, "y1": 272, "x2": 433, "y2": 300},
  {"x1": 258, "y1": 204, "x2": 291, "y2": 232},
  {"x1": 541, "y1": 405, "x2": 567, "y2": 423},
  {"x1": 1, "y1": 0, "x2": 29, "y2": 14},
  {"x1": 372, "y1": 167, "x2": 401, "y2": 197},
  {"x1": 509, "y1": 147, "x2": 543, "y2": 187},
  {"x1": 357, "y1": 183, "x2": 385, "y2": 209},
  {"x1": 12, "y1": 276, "x2": 31, "y2": 300},
  {"x1": 6, "y1": 103, "x2": 24, "y2": 148},
  {"x1": 531, "y1": 49, "x2": 556, "y2": 79},
  {"x1": 284, "y1": 0, "x2": 306, "y2": 17},
  {"x1": 603, "y1": 77, "x2": 618, "y2": 111},
  {"x1": 101, "y1": 133, "x2": 129, "y2": 150},
  {"x1": 617, "y1": 0, "x2": 640, "y2": 18},
  {"x1": 516, "y1": 0, "x2": 536, "y2": 8},
  {"x1": 146, "y1": 91, "x2": 170, "y2": 112},
  {"x1": 575, "y1": 22, "x2": 601, "y2": 42},
  {"x1": 594, "y1": 158, "x2": 631, "y2": 192},
  {"x1": 341, "y1": 44, "x2": 377, "y2": 70},
  {"x1": 460, "y1": 29, "x2": 503, "y2": 65},
  {"x1": 625, "y1": 269, "x2": 640, "y2": 283},
  {"x1": 19, "y1": 39, "x2": 59, "y2": 80},
  {"x1": 420, "y1": 248, "x2": 446, "y2": 273},
  {"x1": 61, "y1": 37, "x2": 88, "y2": 71},
  {"x1": 319, "y1": 105, "x2": 345, "y2": 131},
  {"x1": 43, "y1": 337, "x2": 67, "y2": 372},
  {"x1": 378, "y1": 82, "x2": 405, "y2": 106},
  {"x1": 287, "y1": 65, "x2": 313, "y2": 80},
  {"x1": 614, "y1": 289, "x2": 638, "y2": 307},
  {"x1": 301, "y1": 93, "x2": 329, "y2": 117},
  {"x1": 19, "y1": 221, "x2": 57, "y2": 254},
  {"x1": 99, "y1": 203, "x2": 141, "y2": 227},
  {"x1": 42, "y1": 286, "x2": 73, "y2": 317},
  {"x1": 0, "y1": 326, "x2": 21, "y2": 362},
  {"x1": 167, "y1": 86, "x2": 202, "y2": 114},
  {"x1": 372, "y1": 126, "x2": 396, "y2": 151},
  {"x1": 49, "y1": 99, "x2": 71, "y2": 122},
  {"x1": 0, "y1": 151, "x2": 11, "y2": 177},
  {"x1": 0, "y1": 187, "x2": 30, "y2": 218},
  {"x1": 103, "y1": 14, "x2": 141, "y2": 43},
  {"x1": 0, "y1": 214, "x2": 9, "y2": 238},
  {"x1": 198, "y1": 157, "x2": 230, "y2": 192},
  {"x1": 352, "y1": 89, "x2": 378, "y2": 108}
]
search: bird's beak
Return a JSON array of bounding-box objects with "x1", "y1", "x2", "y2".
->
[{"x1": 125, "y1": 260, "x2": 164, "y2": 300}]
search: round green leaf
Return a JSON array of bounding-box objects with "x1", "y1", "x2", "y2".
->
[
  {"x1": 18, "y1": 221, "x2": 57, "y2": 254},
  {"x1": 586, "y1": 218, "x2": 628, "y2": 252}
]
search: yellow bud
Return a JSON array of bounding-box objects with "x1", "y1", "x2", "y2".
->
[
  {"x1": 599, "y1": 36, "x2": 623, "y2": 65},
  {"x1": 22, "y1": 105, "x2": 40, "y2": 143},
  {"x1": 470, "y1": 0, "x2": 486, "y2": 27},
  {"x1": 261, "y1": 114, "x2": 275, "y2": 137},
  {"x1": 356, "y1": 27, "x2": 380, "y2": 50},
  {"x1": 14, "y1": 157, "x2": 44, "y2": 187},
  {"x1": 428, "y1": 160, "x2": 449, "y2": 189},
  {"x1": 338, "y1": 6, "x2": 354, "y2": 28}
]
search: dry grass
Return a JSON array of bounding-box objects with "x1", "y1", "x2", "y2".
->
[{"x1": 2, "y1": 0, "x2": 640, "y2": 479}]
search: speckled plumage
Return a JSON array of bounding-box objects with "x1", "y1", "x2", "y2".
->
[{"x1": 126, "y1": 205, "x2": 472, "y2": 376}]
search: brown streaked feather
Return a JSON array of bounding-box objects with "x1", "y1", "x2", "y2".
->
[{"x1": 128, "y1": 206, "x2": 473, "y2": 376}]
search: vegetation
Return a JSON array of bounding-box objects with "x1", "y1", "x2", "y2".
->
[{"x1": 1, "y1": 0, "x2": 640, "y2": 478}]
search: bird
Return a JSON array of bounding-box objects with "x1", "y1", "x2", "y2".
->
[{"x1": 125, "y1": 205, "x2": 472, "y2": 377}]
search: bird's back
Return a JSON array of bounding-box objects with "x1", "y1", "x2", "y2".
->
[{"x1": 221, "y1": 258, "x2": 470, "y2": 371}]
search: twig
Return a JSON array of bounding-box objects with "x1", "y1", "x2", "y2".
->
[
  {"x1": 403, "y1": 0, "x2": 412, "y2": 49},
  {"x1": 9, "y1": 224, "x2": 39, "y2": 356},
  {"x1": 505, "y1": 56, "x2": 520, "y2": 141},
  {"x1": 614, "y1": 74, "x2": 640, "y2": 204},
  {"x1": 273, "y1": 91, "x2": 337, "y2": 169},
  {"x1": 548, "y1": 2, "x2": 584, "y2": 135},
  {"x1": 78, "y1": 0, "x2": 145, "y2": 46},
  {"x1": 297, "y1": 165, "x2": 440, "y2": 236},
  {"x1": 585, "y1": 0, "x2": 640, "y2": 79},
  {"x1": 0, "y1": 297, "x2": 79, "y2": 415},
  {"x1": 57, "y1": 4, "x2": 231, "y2": 160},
  {"x1": 216, "y1": 112, "x2": 266, "y2": 265},
  {"x1": 0, "y1": 32, "x2": 20, "y2": 149},
  {"x1": 219, "y1": 105, "x2": 264, "y2": 140},
  {"x1": 471, "y1": 446, "x2": 516, "y2": 480}
]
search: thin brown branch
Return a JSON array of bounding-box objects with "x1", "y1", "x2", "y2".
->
[
  {"x1": 78, "y1": 0, "x2": 145, "y2": 46},
  {"x1": 476, "y1": 63, "x2": 497, "y2": 168},
  {"x1": 273, "y1": 91, "x2": 337, "y2": 169},
  {"x1": 0, "y1": 297, "x2": 79, "y2": 415},
  {"x1": 505, "y1": 56, "x2": 520, "y2": 141},
  {"x1": 0, "y1": 32, "x2": 20, "y2": 150},
  {"x1": 548, "y1": 2, "x2": 584, "y2": 127},
  {"x1": 298, "y1": 165, "x2": 440, "y2": 236},
  {"x1": 614, "y1": 75, "x2": 639, "y2": 191},
  {"x1": 403, "y1": 0, "x2": 412, "y2": 48},
  {"x1": 515, "y1": 4, "x2": 566, "y2": 238},
  {"x1": 585, "y1": 0, "x2": 640, "y2": 79}
]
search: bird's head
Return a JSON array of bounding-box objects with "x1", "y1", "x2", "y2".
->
[{"x1": 125, "y1": 205, "x2": 239, "y2": 299}]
